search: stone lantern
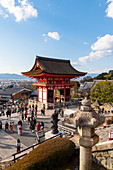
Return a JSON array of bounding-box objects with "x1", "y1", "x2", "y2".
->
[
  {"x1": 73, "y1": 97, "x2": 105, "y2": 170},
  {"x1": 92, "y1": 99, "x2": 101, "y2": 113}
]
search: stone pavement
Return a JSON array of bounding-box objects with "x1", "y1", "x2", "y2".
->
[
  {"x1": 0, "y1": 108, "x2": 64, "y2": 162},
  {"x1": 0, "y1": 130, "x2": 26, "y2": 162},
  {"x1": 95, "y1": 124, "x2": 113, "y2": 143},
  {"x1": 0, "y1": 105, "x2": 96, "y2": 162},
  {"x1": 0, "y1": 110, "x2": 53, "y2": 162}
]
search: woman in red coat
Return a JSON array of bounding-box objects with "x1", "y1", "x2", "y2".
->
[{"x1": 37, "y1": 122, "x2": 40, "y2": 131}]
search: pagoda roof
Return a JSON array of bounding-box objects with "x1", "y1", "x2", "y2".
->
[{"x1": 22, "y1": 56, "x2": 87, "y2": 77}]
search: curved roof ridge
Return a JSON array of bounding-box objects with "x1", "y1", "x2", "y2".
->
[{"x1": 36, "y1": 55, "x2": 70, "y2": 63}]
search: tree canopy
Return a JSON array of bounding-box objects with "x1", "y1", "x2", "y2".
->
[{"x1": 90, "y1": 81, "x2": 113, "y2": 103}]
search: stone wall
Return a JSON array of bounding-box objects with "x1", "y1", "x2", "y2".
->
[{"x1": 92, "y1": 141, "x2": 113, "y2": 169}]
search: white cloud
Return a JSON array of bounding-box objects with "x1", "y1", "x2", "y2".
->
[
  {"x1": 43, "y1": 32, "x2": 61, "y2": 42},
  {"x1": 106, "y1": 0, "x2": 113, "y2": 19},
  {"x1": 0, "y1": 0, "x2": 38, "y2": 22},
  {"x1": 48, "y1": 32, "x2": 60, "y2": 40},
  {"x1": 91, "y1": 34, "x2": 113, "y2": 51},
  {"x1": 79, "y1": 34, "x2": 113, "y2": 63}
]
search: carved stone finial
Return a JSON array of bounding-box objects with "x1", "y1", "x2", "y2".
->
[{"x1": 73, "y1": 98, "x2": 105, "y2": 128}]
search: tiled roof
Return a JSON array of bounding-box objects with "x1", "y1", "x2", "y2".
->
[
  {"x1": 79, "y1": 82, "x2": 96, "y2": 92},
  {"x1": 0, "y1": 87, "x2": 31, "y2": 96},
  {"x1": 30, "y1": 90, "x2": 37, "y2": 96},
  {"x1": 22, "y1": 56, "x2": 87, "y2": 77}
]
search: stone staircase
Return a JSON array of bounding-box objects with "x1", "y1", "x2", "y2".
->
[
  {"x1": 58, "y1": 124, "x2": 76, "y2": 134},
  {"x1": 0, "y1": 160, "x2": 14, "y2": 170}
]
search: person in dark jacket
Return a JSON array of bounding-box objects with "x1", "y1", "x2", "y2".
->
[
  {"x1": 5, "y1": 121, "x2": 9, "y2": 131},
  {"x1": 18, "y1": 119, "x2": 22, "y2": 126},
  {"x1": 31, "y1": 120, "x2": 35, "y2": 133},
  {"x1": 0, "y1": 120, "x2": 2, "y2": 129}
]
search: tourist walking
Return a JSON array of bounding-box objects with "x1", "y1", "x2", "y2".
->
[
  {"x1": 40, "y1": 121, "x2": 44, "y2": 130},
  {"x1": 25, "y1": 111, "x2": 27, "y2": 120},
  {"x1": 5, "y1": 121, "x2": 9, "y2": 131},
  {"x1": 33, "y1": 117, "x2": 36, "y2": 127},
  {"x1": 0, "y1": 120, "x2": 2, "y2": 129},
  {"x1": 31, "y1": 108, "x2": 34, "y2": 117},
  {"x1": 41, "y1": 109, "x2": 44, "y2": 116},
  {"x1": 28, "y1": 116, "x2": 30, "y2": 124},
  {"x1": 16, "y1": 139, "x2": 21, "y2": 152},
  {"x1": 41, "y1": 104, "x2": 45, "y2": 116},
  {"x1": 22, "y1": 113, "x2": 24, "y2": 122},
  {"x1": 60, "y1": 109, "x2": 64, "y2": 117},
  {"x1": 9, "y1": 109, "x2": 11, "y2": 118},
  {"x1": 31, "y1": 120, "x2": 35, "y2": 133},
  {"x1": 17, "y1": 124, "x2": 22, "y2": 135},
  {"x1": 37, "y1": 122, "x2": 40, "y2": 131},
  {"x1": 21, "y1": 107, "x2": 24, "y2": 113},
  {"x1": 35, "y1": 105, "x2": 37, "y2": 118},
  {"x1": 18, "y1": 119, "x2": 22, "y2": 126},
  {"x1": 6, "y1": 108, "x2": 10, "y2": 119},
  {"x1": 43, "y1": 104, "x2": 45, "y2": 116},
  {"x1": 9, "y1": 122, "x2": 14, "y2": 133}
]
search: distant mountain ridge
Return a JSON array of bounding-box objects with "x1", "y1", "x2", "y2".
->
[
  {"x1": 86, "y1": 73, "x2": 98, "y2": 78},
  {"x1": 0, "y1": 73, "x2": 99, "y2": 80},
  {"x1": 77, "y1": 73, "x2": 98, "y2": 81},
  {"x1": 0, "y1": 73, "x2": 29, "y2": 80}
]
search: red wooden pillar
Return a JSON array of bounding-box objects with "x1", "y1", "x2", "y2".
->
[
  {"x1": 64, "y1": 87, "x2": 66, "y2": 102},
  {"x1": 47, "y1": 87, "x2": 48, "y2": 103},
  {"x1": 42, "y1": 87, "x2": 43, "y2": 103},
  {"x1": 53, "y1": 87, "x2": 54, "y2": 103},
  {"x1": 37, "y1": 87, "x2": 39, "y2": 102},
  {"x1": 69, "y1": 87, "x2": 71, "y2": 101}
]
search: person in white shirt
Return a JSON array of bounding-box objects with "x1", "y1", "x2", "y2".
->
[{"x1": 16, "y1": 139, "x2": 21, "y2": 152}]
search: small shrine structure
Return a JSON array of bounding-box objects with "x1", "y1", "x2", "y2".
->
[{"x1": 22, "y1": 56, "x2": 86, "y2": 107}]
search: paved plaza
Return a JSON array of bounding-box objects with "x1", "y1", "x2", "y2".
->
[
  {"x1": 0, "y1": 109, "x2": 54, "y2": 162},
  {"x1": 0, "y1": 106, "x2": 112, "y2": 163},
  {"x1": 95, "y1": 125, "x2": 113, "y2": 143}
]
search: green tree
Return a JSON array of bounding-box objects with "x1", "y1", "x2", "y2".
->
[
  {"x1": 90, "y1": 81, "x2": 113, "y2": 103},
  {"x1": 71, "y1": 81, "x2": 80, "y2": 97},
  {"x1": 104, "y1": 73, "x2": 112, "y2": 80}
]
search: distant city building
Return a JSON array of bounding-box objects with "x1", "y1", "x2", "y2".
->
[
  {"x1": 78, "y1": 79, "x2": 113, "y2": 97},
  {"x1": 0, "y1": 87, "x2": 31, "y2": 101},
  {"x1": 30, "y1": 90, "x2": 38, "y2": 99}
]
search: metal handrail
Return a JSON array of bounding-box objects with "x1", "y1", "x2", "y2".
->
[{"x1": 12, "y1": 132, "x2": 62, "y2": 163}]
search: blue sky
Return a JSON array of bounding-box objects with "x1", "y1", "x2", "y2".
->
[{"x1": 0, "y1": 0, "x2": 113, "y2": 75}]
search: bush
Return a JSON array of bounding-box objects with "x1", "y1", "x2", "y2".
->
[{"x1": 8, "y1": 138, "x2": 75, "y2": 170}]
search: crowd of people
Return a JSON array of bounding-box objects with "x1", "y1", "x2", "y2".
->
[
  {"x1": 0, "y1": 102, "x2": 45, "y2": 136},
  {"x1": 0, "y1": 102, "x2": 65, "y2": 153}
]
